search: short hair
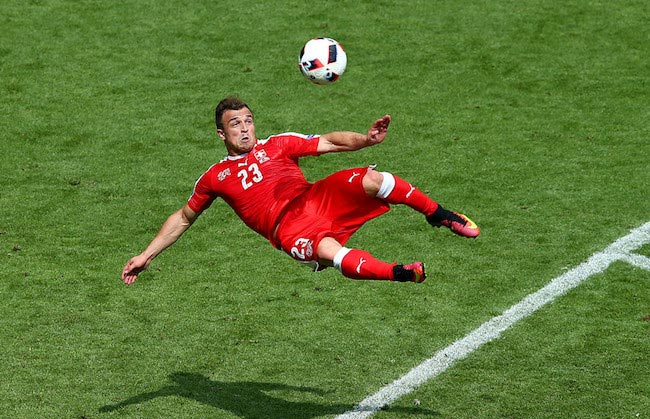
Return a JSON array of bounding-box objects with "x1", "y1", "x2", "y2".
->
[{"x1": 215, "y1": 96, "x2": 252, "y2": 130}]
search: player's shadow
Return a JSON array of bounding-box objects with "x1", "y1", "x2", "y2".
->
[{"x1": 99, "y1": 372, "x2": 440, "y2": 418}]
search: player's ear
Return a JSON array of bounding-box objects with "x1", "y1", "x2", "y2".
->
[{"x1": 217, "y1": 129, "x2": 225, "y2": 140}]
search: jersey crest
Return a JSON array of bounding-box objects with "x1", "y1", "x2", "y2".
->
[{"x1": 254, "y1": 149, "x2": 270, "y2": 164}]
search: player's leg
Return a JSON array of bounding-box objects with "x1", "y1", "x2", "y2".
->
[
  {"x1": 363, "y1": 168, "x2": 438, "y2": 215},
  {"x1": 317, "y1": 237, "x2": 425, "y2": 283},
  {"x1": 363, "y1": 169, "x2": 480, "y2": 238}
]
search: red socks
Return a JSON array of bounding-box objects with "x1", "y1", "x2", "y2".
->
[
  {"x1": 329, "y1": 172, "x2": 440, "y2": 281},
  {"x1": 377, "y1": 172, "x2": 438, "y2": 216},
  {"x1": 334, "y1": 248, "x2": 395, "y2": 280}
]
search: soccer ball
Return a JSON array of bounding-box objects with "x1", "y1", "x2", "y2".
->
[{"x1": 299, "y1": 38, "x2": 347, "y2": 85}]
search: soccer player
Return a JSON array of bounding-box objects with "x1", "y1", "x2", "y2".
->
[{"x1": 121, "y1": 97, "x2": 479, "y2": 285}]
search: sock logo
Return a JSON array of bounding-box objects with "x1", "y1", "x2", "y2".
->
[
  {"x1": 348, "y1": 172, "x2": 360, "y2": 183},
  {"x1": 356, "y1": 258, "x2": 367, "y2": 273},
  {"x1": 406, "y1": 184, "x2": 416, "y2": 198}
]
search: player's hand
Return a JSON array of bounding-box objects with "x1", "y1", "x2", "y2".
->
[
  {"x1": 121, "y1": 254, "x2": 150, "y2": 285},
  {"x1": 367, "y1": 115, "x2": 391, "y2": 145}
]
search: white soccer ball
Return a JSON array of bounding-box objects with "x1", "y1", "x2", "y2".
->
[{"x1": 299, "y1": 38, "x2": 347, "y2": 85}]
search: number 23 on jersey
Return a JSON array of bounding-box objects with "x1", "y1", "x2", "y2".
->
[{"x1": 237, "y1": 163, "x2": 263, "y2": 190}]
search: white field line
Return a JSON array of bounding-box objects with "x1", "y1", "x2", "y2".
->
[{"x1": 337, "y1": 222, "x2": 650, "y2": 418}]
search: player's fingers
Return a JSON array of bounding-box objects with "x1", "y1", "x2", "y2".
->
[
  {"x1": 123, "y1": 273, "x2": 137, "y2": 285},
  {"x1": 121, "y1": 261, "x2": 133, "y2": 279}
]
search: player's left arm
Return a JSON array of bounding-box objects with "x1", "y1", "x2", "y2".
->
[
  {"x1": 121, "y1": 204, "x2": 199, "y2": 285},
  {"x1": 317, "y1": 115, "x2": 391, "y2": 154}
]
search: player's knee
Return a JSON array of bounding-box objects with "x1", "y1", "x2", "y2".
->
[
  {"x1": 317, "y1": 237, "x2": 343, "y2": 262},
  {"x1": 362, "y1": 169, "x2": 384, "y2": 197}
]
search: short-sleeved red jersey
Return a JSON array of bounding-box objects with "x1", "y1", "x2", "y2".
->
[{"x1": 187, "y1": 133, "x2": 320, "y2": 241}]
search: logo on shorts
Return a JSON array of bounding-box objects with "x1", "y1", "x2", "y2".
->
[
  {"x1": 348, "y1": 172, "x2": 360, "y2": 183},
  {"x1": 290, "y1": 238, "x2": 314, "y2": 261}
]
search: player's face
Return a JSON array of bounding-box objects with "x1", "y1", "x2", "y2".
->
[{"x1": 218, "y1": 107, "x2": 256, "y2": 156}]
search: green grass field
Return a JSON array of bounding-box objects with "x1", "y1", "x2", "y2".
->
[{"x1": 2, "y1": 1, "x2": 649, "y2": 418}]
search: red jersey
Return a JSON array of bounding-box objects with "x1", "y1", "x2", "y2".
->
[{"x1": 187, "y1": 133, "x2": 320, "y2": 242}]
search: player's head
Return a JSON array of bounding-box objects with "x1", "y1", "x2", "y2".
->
[
  {"x1": 215, "y1": 96, "x2": 256, "y2": 156},
  {"x1": 215, "y1": 96, "x2": 252, "y2": 130}
]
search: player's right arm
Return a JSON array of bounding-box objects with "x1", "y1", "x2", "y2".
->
[{"x1": 121, "y1": 204, "x2": 199, "y2": 285}]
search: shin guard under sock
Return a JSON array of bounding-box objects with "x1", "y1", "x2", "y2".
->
[
  {"x1": 333, "y1": 248, "x2": 395, "y2": 280},
  {"x1": 377, "y1": 172, "x2": 439, "y2": 217}
]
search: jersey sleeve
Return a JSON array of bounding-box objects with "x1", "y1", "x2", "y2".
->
[
  {"x1": 187, "y1": 170, "x2": 217, "y2": 213},
  {"x1": 268, "y1": 132, "x2": 320, "y2": 158}
]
